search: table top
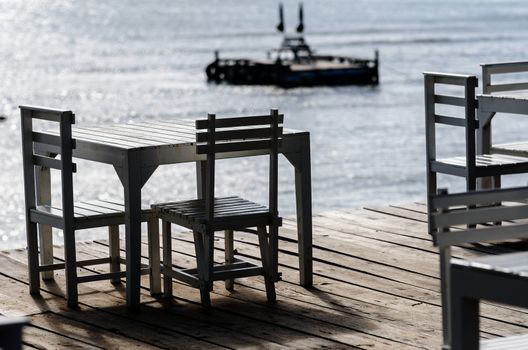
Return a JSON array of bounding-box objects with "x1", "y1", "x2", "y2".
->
[
  {"x1": 60, "y1": 118, "x2": 308, "y2": 167},
  {"x1": 455, "y1": 250, "x2": 528, "y2": 277},
  {"x1": 478, "y1": 90, "x2": 528, "y2": 100},
  {"x1": 72, "y1": 119, "x2": 305, "y2": 150}
]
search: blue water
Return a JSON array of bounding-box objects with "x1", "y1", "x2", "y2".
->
[{"x1": 2, "y1": 0, "x2": 528, "y2": 248}]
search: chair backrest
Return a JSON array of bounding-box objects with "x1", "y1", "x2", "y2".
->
[
  {"x1": 482, "y1": 61, "x2": 528, "y2": 94},
  {"x1": 424, "y1": 72, "x2": 479, "y2": 172},
  {"x1": 195, "y1": 109, "x2": 284, "y2": 223},
  {"x1": 429, "y1": 187, "x2": 528, "y2": 248},
  {"x1": 20, "y1": 105, "x2": 76, "y2": 224}
]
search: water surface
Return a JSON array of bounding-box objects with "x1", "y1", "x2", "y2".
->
[{"x1": 2, "y1": 0, "x2": 528, "y2": 248}]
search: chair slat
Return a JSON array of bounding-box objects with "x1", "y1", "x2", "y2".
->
[
  {"x1": 197, "y1": 139, "x2": 279, "y2": 154},
  {"x1": 434, "y1": 223, "x2": 528, "y2": 247},
  {"x1": 32, "y1": 132, "x2": 62, "y2": 147},
  {"x1": 434, "y1": 115, "x2": 467, "y2": 127},
  {"x1": 431, "y1": 186, "x2": 528, "y2": 209},
  {"x1": 19, "y1": 105, "x2": 74, "y2": 123},
  {"x1": 487, "y1": 82, "x2": 528, "y2": 93},
  {"x1": 434, "y1": 94, "x2": 466, "y2": 107},
  {"x1": 196, "y1": 127, "x2": 283, "y2": 142},
  {"x1": 482, "y1": 61, "x2": 528, "y2": 74},
  {"x1": 196, "y1": 114, "x2": 284, "y2": 129},
  {"x1": 432, "y1": 204, "x2": 528, "y2": 228},
  {"x1": 424, "y1": 72, "x2": 475, "y2": 85}
]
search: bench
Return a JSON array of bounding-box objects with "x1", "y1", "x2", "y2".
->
[{"x1": 429, "y1": 186, "x2": 528, "y2": 349}]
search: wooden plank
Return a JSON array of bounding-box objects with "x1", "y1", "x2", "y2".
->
[
  {"x1": 28, "y1": 313, "x2": 164, "y2": 350},
  {"x1": 432, "y1": 204, "x2": 528, "y2": 227},
  {"x1": 423, "y1": 72, "x2": 473, "y2": 85},
  {"x1": 140, "y1": 120, "x2": 198, "y2": 135},
  {"x1": 23, "y1": 322, "x2": 102, "y2": 350},
  {"x1": 196, "y1": 114, "x2": 284, "y2": 129},
  {"x1": 434, "y1": 114, "x2": 466, "y2": 127},
  {"x1": 94, "y1": 228, "x2": 525, "y2": 343},
  {"x1": 0, "y1": 252, "x2": 294, "y2": 350},
  {"x1": 163, "y1": 234, "x2": 526, "y2": 344},
  {"x1": 196, "y1": 127, "x2": 283, "y2": 142},
  {"x1": 71, "y1": 129, "x2": 150, "y2": 148},
  {"x1": 76, "y1": 125, "x2": 184, "y2": 144},
  {"x1": 434, "y1": 94, "x2": 466, "y2": 107},
  {"x1": 74, "y1": 127, "x2": 164, "y2": 146},
  {"x1": 4, "y1": 204, "x2": 528, "y2": 349},
  {"x1": 82, "y1": 242, "x2": 419, "y2": 349},
  {"x1": 197, "y1": 139, "x2": 275, "y2": 154},
  {"x1": 488, "y1": 82, "x2": 528, "y2": 93},
  {"x1": 111, "y1": 124, "x2": 194, "y2": 142},
  {"x1": 482, "y1": 61, "x2": 528, "y2": 74},
  {"x1": 31, "y1": 132, "x2": 63, "y2": 147}
]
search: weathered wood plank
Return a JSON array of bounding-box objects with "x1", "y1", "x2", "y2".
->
[
  {"x1": 3, "y1": 205, "x2": 528, "y2": 349},
  {"x1": 1, "y1": 249, "x2": 335, "y2": 350}
]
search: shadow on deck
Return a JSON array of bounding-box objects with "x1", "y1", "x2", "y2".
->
[{"x1": 1, "y1": 203, "x2": 527, "y2": 349}]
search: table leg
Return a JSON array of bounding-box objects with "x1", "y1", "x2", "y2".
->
[
  {"x1": 284, "y1": 133, "x2": 313, "y2": 287},
  {"x1": 295, "y1": 135, "x2": 313, "y2": 287},
  {"x1": 123, "y1": 151, "x2": 142, "y2": 310}
]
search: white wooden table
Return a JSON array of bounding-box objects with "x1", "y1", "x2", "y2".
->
[{"x1": 38, "y1": 119, "x2": 312, "y2": 310}]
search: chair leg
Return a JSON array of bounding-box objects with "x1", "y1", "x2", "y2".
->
[
  {"x1": 493, "y1": 175, "x2": 501, "y2": 189},
  {"x1": 450, "y1": 267, "x2": 479, "y2": 350},
  {"x1": 439, "y1": 246, "x2": 452, "y2": 349},
  {"x1": 162, "y1": 220, "x2": 173, "y2": 298},
  {"x1": 257, "y1": 225, "x2": 276, "y2": 303},
  {"x1": 194, "y1": 231, "x2": 212, "y2": 308},
  {"x1": 426, "y1": 170, "x2": 437, "y2": 235},
  {"x1": 108, "y1": 226, "x2": 121, "y2": 284},
  {"x1": 147, "y1": 219, "x2": 161, "y2": 295},
  {"x1": 38, "y1": 223, "x2": 54, "y2": 280},
  {"x1": 26, "y1": 221, "x2": 40, "y2": 295},
  {"x1": 493, "y1": 175, "x2": 502, "y2": 226},
  {"x1": 467, "y1": 175, "x2": 477, "y2": 229},
  {"x1": 63, "y1": 228, "x2": 78, "y2": 308},
  {"x1": 269, "y1": 224, "x2": 279, "y2": 282},
  {"x1": 224, "y1": 230, "x2": 234, "y2": 291}
]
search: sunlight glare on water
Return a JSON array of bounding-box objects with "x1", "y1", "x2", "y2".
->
[{"x1": 3, "y1": 0, "x2": 528, "y2": 247}]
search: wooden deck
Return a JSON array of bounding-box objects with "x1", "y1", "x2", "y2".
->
[{"x1": 2, "y1": 203, "x2": 528, "y2": 349}]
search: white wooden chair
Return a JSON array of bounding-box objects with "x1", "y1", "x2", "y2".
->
[
  {"x1": 429, "y1": 186, "x2": 528, "y2": 350},
  {"x1": 481, "y1": 61, "x2": 528, "y2": 156},
  {"x1": 152, "y1": 110, "x2": 282, "y2": 307},
  {"x1": 424, "y1": 72, "x2": 528, "y2": 233},
  {"x1": 20, "y1": 105, "x2": 161, "y2": 308}
]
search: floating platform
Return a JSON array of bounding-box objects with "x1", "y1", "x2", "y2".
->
[
  {"x1": 206, "y1": 5, "x2": 378, "y2": 88},
  {"x1": 206, "y1": 37, "x2": 379, "y2": 88},
  {"x1": 1, "y1": 204, "x2": 527, "y2": 349}
]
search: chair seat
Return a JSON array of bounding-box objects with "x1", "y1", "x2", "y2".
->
[
  {"x1": 492, "y1": 141, "x2": 528, "y2": 158},
  {"x1": 153, "y1": 196, "x2": 277, "y2": 232},
  {"x1": 432, "y1": 154, "x2": 528, "y2": 177},
  {"x1": 30, "y1": 199, "x2": 153, "y2": 230},
  {"x1": 451, "y1": 251, "x2": 528, "y2": 278}
]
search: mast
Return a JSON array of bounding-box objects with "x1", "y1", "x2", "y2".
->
[
  {"x1": 296, "y1": 3, "x2": 304, "y2": 33},
  {"x1": 276, "y1": 3, "x2": 285, "y2": 33}
]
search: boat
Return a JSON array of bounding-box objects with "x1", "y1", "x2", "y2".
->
[{"x1": 205, "y1": 4, "x2": 379, "y2": 88}]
